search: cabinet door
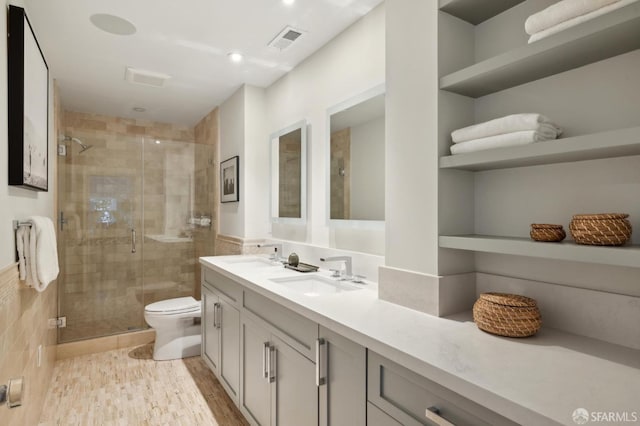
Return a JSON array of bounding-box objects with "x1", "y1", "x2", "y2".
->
[
  {"x1": 240, "y1": 314, "x2": 272, "y2": 426},
  {"x1": 202, "y1": 286, "x2": 220, "y2": 372},
  {"x1": 319, "y1": 326, "x2": 366, "y2": 426},
  {"x1": 271, "y1": 334, "x2": 318, "y2": 426},
  {"x1": 367, "y1": 402, "x2": 403, "y2": 426},
  {"x1": 219, "y1": 298, "x2": 240, "y2": 402}
]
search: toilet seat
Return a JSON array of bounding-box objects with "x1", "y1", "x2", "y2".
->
[{"x1": 145, "y1": 296, "x2": 200, "y2": 315}]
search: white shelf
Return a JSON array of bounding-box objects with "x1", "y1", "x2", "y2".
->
[
  {"x1": 439, "y1": 0, "x2": 525, "y2": 25},
  {"x1": 439, "y1": 3, "x2": 640, "y2": 97},
  {"x1": 439, "y1": 235, "x2": 640, "y2": 268},
  {"x1": 439, "y1": 127, "x2": 640, "y2": 171}
]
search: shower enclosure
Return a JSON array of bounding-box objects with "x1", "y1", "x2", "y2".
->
[{"x1": 56, "y1": 123, "x2": 214, "y2": 343}]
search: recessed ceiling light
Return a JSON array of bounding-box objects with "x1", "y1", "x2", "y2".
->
[
  {"x1": 228, "y1": 52, "x2": 244, "y2": 63},
  {"x1": 133, "y1": 107, "x2": 146, "y2": 112},
  {"x1": 283, "y1": 0, "x2": 295, "y2": 5},
  {"x1": 90, "y1": 14, "x2": 136, "y2": 36},
  {"x1": 155, "y1": 140, "x2": 161, "y2": 144}
]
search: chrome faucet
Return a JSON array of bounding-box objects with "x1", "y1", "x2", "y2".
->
[
  {"x1": 257, "y1": 243, "x2": 283, "y2": 262},
  {"x1": 320, "y1": 256, "x2": 352, "y2": 280}
]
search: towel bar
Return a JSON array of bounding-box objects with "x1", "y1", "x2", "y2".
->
[{"x1": 12, "y1": 220, "x2": 32, "y2": 230}]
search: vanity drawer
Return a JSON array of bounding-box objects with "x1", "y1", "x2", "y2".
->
[
  {"x1": 367, "y1": 351, "x2": 517, "y2": 426},
  {"x1": 243, "y1": 289, "x2": 317, "y2": 360},
  {"x1": 202, "y1": 268, "x2": 243, "y2": 307}
]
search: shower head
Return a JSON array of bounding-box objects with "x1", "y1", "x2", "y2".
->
[{"x1": 62, "y1": 136, "x2": 93, "y2": 153}]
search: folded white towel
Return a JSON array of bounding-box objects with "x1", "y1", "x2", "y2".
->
[
  {"x1": 26, "y1": 216, "x2": 59, "y2": 292},
  {"x1": 450, "y1": 130, "x2": 557, "y2": 155},
  {"x1": 451, "y1": 114, "x2": 562, "y2": 144},
  {"x1": 525, "y1": 0, "x2": 620, "y2": 35},
  {"x1": 529, "y1": 0, "x2": 638, "y2": 43}
]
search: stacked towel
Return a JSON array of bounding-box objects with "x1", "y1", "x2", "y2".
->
[
  {"x1": 450, "y1": 113, "x2": 562, "y2": 155},
  {"x1": 16, "y1": 216, "x2": 59, "y2": 292},
  {"x1": 526, "y1": 0, "x2": 639, "y2": 43}
]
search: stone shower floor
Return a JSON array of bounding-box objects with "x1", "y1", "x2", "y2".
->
[{"x1": 39, "y1": 344, "x2": 248, "y2": 425}]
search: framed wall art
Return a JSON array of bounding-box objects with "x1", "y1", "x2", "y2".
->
[
  {"x1": 8, "y1": 5, "x2": 50, "y2": 191},
  {"x1": 221, "y1": 156, "x2": 239, "y2": 203}
]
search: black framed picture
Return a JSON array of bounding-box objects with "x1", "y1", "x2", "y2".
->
[
  {"x1": 221, "y1": 156, "x2": 239, "y2": 203},
  {"x1": 8, "y1": 5, "x2": 50, "y2": 191}
]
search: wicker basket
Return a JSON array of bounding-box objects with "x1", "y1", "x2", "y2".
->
[
  {"x1": 569, "y1": 213, "x2": 632, "y2": 246},
  {"x1": 530, "y1": 224, "x2": 566, "y2": 242},
  {"x1": 473, "y1": 292, "x2": 541, "y2": 338}
]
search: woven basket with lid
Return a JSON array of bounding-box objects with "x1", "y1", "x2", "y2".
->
[
  {"x1": 473, "y1": 292, "x2": 541, "y2": 337},
  {"x1": 569, "y1": 213, "x2": 632, "y2": 246}
]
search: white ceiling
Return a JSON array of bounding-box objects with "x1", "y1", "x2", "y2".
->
[{"x1": 23, "y1": 0, "x2": 383, "y2": 126}]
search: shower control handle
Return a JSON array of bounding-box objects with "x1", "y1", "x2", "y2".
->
[
  {"x1": 131, "y1": 229, "x2": 136, "y2": 254},
  {"x1": 59, "y1": 212, "x2": 68, "y2": 231}
]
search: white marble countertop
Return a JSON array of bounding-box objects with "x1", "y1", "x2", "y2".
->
[{"x1": 200, "y1": 255, "x2": 640, "y2": 426}]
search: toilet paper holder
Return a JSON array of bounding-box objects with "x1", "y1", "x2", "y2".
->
[{"x1": 0, "y1": 377, "x2": 24, "y2": 408}]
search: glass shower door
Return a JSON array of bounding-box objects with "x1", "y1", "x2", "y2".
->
[{"x1": 57, "y1": 132, "x2": 144, "y2": 342}]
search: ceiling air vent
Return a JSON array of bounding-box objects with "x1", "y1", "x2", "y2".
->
[
  {"x1": 124, "y1": 67, "x2": 171, "y2": 88},
  {"x1": 268, "y1": 26, "x2": 305, "y2": 51}
]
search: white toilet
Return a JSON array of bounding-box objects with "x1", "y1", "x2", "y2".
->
[{"x1": 144, "y1": 296, "x2": 202, "y2": 361}]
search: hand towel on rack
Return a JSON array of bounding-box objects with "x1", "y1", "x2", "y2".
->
[
  {"x1": 450, "y1": 130, "x2": 557, "y2": 155},
  {"x1": 525, "y1": 0, "x2": 620, "y2": 35},
  {"x1": 27, "y1": 216, "x2": 59, "y2": 292},
  {"x1": 528, "y1": 0, "x2": 638, "y2": 43},
  {"x1": 16, "y1": 226, "x2": 29, "y2": 281},
  {"x1": 451, "y1": 114, "x2": 562, "y2": 144}
]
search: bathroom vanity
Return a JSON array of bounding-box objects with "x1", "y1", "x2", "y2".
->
[{"x1": 200, "y1": 255, "x2": 640, "y2": 426}]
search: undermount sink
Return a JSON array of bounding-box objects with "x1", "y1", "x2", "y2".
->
[
  {"x1": 269, "y1": 275, "x2": 362, "y2": 296},
  {"x1": 224, "y1": 257, "x2": 282, "y2": 269}
]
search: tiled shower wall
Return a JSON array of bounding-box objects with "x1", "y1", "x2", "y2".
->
[
  {"x1": 58, "y1": 111, "x2": 212, "y2": 342},
  {"x1": 193, "y1": 107, "x2": 219, "y2": 300}
]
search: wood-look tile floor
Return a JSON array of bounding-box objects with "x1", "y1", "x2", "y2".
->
[{"x1": 39, "y1": 344, "x2": 248, "y2": 426}]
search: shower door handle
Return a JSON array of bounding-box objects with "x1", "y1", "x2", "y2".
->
[{"x1": 131, "y1": 229, "x2": 136, "y2": 254}]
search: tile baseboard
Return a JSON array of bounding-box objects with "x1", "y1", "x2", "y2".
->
[{"x1": 56, "y1": 329, "x2": 156, "y2": 360}]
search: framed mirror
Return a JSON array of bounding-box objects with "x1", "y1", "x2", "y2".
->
[
  {"x1": 270, "y1": 120, "x2": 307, "y2": 224},
  {"x1": 327, "y1": 85, "x2": 385, "y2": 228}
]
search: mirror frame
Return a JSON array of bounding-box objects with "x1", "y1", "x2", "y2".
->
[
  {"x1": 270, "y1": 119, "x2": 308, "y2": 224},
  {"x1": 326, "y1": 84, "x2": 385, "y2": 230}
]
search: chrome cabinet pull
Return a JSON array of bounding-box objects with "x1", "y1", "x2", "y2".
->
[
  {"x1": 315, "y1": 338, "x2": 326, "y2": 386},
  {"x1": 425, "y1": 407, "x2": 456, "y2": 426},
  {"x1": 214, "y1": 303, "x2": 221, "y2": 329},
  {"x1": 131, "y1": 229, "x2": 136, "y2": 253},
  {"x1": 268, "y1": 345, "x2": 276, "y2": 383},
  {"x1": 263, "y1": 342, "x2": 270, "y2": 380}
]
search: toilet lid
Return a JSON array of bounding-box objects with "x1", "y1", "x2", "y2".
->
[{"x1": 145, "y1": 297, "x2": 200, "y2": 313}]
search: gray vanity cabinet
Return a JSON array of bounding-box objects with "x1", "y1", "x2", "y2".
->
[
  {"x1": 240, "y1": 314, "x2": 272, "y2": 425},
  {"x1": 367, "y1": 402, "x2": 403, "y2": 426},
  {"x1": 202, "y1": 285, "x2": 220, "y2": 372},
  {"x1": 240, "y1": 313, "x2": 318, "y2": 426},
  {"x1": 367, "y1": 351, "x2": 518, "y2": 426},
  {"x1": 318, "y1": 326, "x2": 366, "y2": 426},
  {"x1": 201, "y1": 270, "x2": 242, "y2": 404}
]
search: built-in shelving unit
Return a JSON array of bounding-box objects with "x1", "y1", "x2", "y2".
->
[
  {"x1": 439, "y1": 3, "x2": 640, "y2": 97},
  {"x1": 438, "y1": 0, "x2": 525, "y2": 25},
  {"x1": 439, "y1": 235, "x2": 640, "y2": 268},
  {"x1": 440, "y1": 127, "x2": 640, "y2": 171},
  {"x1": 437, "y1": 1, "x2": 640, "y2": 277}
]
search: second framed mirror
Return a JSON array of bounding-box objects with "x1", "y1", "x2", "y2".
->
[{"x1": 327, "y1": 85, "x2": 385, "y2": 228}]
